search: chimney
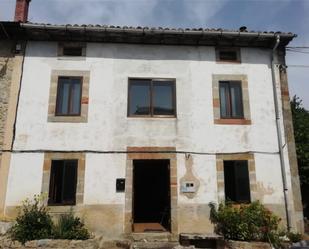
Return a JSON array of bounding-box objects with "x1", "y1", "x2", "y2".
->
[{"x1": 14, "y1": 0, "x2": 31, "y2": 22}]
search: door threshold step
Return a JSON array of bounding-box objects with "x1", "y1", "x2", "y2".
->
[
  {"x1": 134, "y1": 223, "x2": 167, "y2": 233},
  {"x1": 131, "y1": 232, "x2": 172, "y2": 242},
  {"x1": 131, "y1": 241, "x2": 179, "y2": 249}
]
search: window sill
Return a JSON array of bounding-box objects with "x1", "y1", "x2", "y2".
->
[
  {"x1": 48, "y1": 115, "x2": 87, "y2": 123},
  {"x1": 47, "y1": 204, "x2": 77, "y2": 213},
  {"x1": 216, "y1": 60, "x2": 241, "y2": 64},
  {"x1": 57, "y1": 56, "x2": 86, "y2": 61},
  {"x1": 128, "y1": 115, "x2": 177, "y2": 119},
  {"x1": 214, "y1": 119, "x2": 251, "y2": 125},
  {"x1": 48, "y1": 203, "x2": 76, "y2": 207}
]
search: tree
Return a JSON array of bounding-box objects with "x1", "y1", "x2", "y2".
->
[{"x1": 290, "y1": 95, "x2": 309, "y2": 218}]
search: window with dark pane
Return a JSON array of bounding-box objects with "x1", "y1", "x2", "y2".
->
[
  {"x1": 128, "y1": 79, "x2": 176, "y2": 117},
  {"x1": 219, "y1": 81, "x2": 244, "y2": 119},
  {"x1": 217, "y1": 48, "x2": 240, "y2": 62},
  {"x1": 63, "y1": 47, "x2": 83, "y2": 56},
  {"x1": 129, "y1": 79, "x2": 151, "y2": 115},
  {"x1": 153, "y1": 81, "x2": 175, "y2": 115},
  {"x1": 224, "y1": 160, "x2": 251, "y2": 203},
  {"x1": 56, "y1": 77, "x2": 82, "y2": 116},
  {"x1": 48, "y1": 160, "x2": 78, "y2": 205},
  {"x1": 219, "y1": 50, "x2": 238, "y2": 61}
]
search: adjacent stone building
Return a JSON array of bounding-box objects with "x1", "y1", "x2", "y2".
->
[
  {"x1": 0, "y1": 38, "x2": 25, "y2": 215},
  {"x1": 0, "y1": 0, "x2": 304, "y2": 240}
]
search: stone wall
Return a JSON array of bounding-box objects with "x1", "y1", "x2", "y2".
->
[
  {"x1": 218, "y1": 240, "x2": 272, "y2": 249},
  {"x1": 0, "y1": 41, "x2": 14, "y2": 150},
  {"x1": 0, "y1": 236, "x2": 132, "y2": 249}
]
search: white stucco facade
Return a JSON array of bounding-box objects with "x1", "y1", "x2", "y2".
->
[{"x1": 3, "y1": 41, "x2": 301, "y2": 236}]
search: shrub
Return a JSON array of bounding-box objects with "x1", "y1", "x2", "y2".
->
[
  {"x1": 8, "y1": 195, "x2": 91, "y2": 243},
  {"x1": 52, "y1": 213, "x2": 90, "y2": 240},
  {"x1": 209, "y1": 201, "x2": 281, "y2": 243},
  {"x1": 8, "y1": 195, "x2": 53, "y2": 244},
  {"x1": 287, "y1": 231, "x2": 302, "y2": 243}
]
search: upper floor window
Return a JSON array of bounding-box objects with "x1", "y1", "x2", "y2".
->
[
  {"x1": 58, "y1": 42, "x2": 86, "y2": 58},
  {"x1": 48, "y1": 159, "x2": 78, "y2": 206},
  {"x1": 63, "y1": 47, "x2": 83, "y2": 56},
  {"x1": 224, "y1": 160, "x2": 251, "y2": 203},
  {"x1": 56, "y1": 77, "x2": 82, "y2": 116},
  {"x1": 128, "y1": 78, "x2": 176, "y2": 117},
  {"x1": 219, "y1": 81, "x2": 244, "y2": 119},
  {"x1": 216, "y1": 47, "x2": 241, "y2": 63}
]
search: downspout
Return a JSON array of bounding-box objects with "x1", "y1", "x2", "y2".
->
[{"x1": 271, "y1": 34, "x2": 291, "y2": 231}]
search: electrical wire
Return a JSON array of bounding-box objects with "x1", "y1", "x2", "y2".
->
[
  {"x1": 287, "y1": 46, "x2": 309, "y2": 49},
  {"x1": 286, "y1": 49, "x2": 309, "y2": 54},
  {"x1": 11, "y1": 41, "x2": 27, "y2": 150},
  {"x1": 0, "y1": 149, "x2": 280, "y2": 155},
  {"x1": 287, "y1": 65, "x2": 309, "y2": 68}
]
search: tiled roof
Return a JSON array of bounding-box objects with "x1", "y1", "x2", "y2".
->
[
  {"x1": 0, "y1": 21, "x2": 296, "y2": 48},
  {"x1": 25, "y1": 22, "x2": 295, "y2": 34},
  {"x1": 24, "y1": 22, "x2": 296, "y2": 36}
]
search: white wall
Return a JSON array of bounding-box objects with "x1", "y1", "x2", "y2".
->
[
  {"x1": 6, "y1": 41, "x2": 287, "y2": 208},
  {"x1": 83, "y1": 154, "x2": 126, "y2": 205},
  {"x1": 6, "y1": 153, "x2": 44, "y2": 206},
  {"x1": 14, "y1": 42, "x2": 278, "y2": 153}
]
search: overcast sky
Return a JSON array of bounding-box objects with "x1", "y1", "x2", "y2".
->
[{"x1": 1, "y1": 0, "x2": 308, "y2": 108}]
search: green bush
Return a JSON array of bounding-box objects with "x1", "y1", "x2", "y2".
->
[
  {"x1": 209, "y1": 201, "x2": 281, "y2": 242},
  {"x1": 287, "y1": 231, "x2": 302, "y2": 243},
  {"x1": 52, "y1": 213, "x2": 90, "y2": 240},
  {"x1": 8, "y1": 195, "x2": 53, "y2": 244},
  {"x1": 8, "y1": 195, "x2": 91, "y2": 243}
]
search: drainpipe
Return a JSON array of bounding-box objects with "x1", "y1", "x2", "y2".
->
[{"x1": 271, "y1": 34, "x2": 291, "y2": 231}]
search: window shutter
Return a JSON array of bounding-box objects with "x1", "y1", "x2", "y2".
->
[{"x1": 62, "y1": 160, "x2": 78, "y2": 205}]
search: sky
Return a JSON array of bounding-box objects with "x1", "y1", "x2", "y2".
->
[{"x1": 0, "y1": 0, "x2": 308, "y2": 109}]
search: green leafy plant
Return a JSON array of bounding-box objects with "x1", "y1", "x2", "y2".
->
[
  {"x1": 52, "y1": 212, "x2": 90, "y2": 240},
  {"x1": 287, "y1": 231, "x2": 302, "y2": 243},
  {"x1": 209, "y1": 201, "x2": 281, "y2": 243},
  {"x1": 8, "y1": 195, "x2": 91, "y2": 243},
  {"x1": 8, "y1": 194, "x2": 53, "y2": 244}
]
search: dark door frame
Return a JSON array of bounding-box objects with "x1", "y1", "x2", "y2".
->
[
  {"x1": 132, "y1": 159, "x2": 171, "y2": 231},
  {"x1": 124, "y1": 147, "x2": 178, "y2": 239}
]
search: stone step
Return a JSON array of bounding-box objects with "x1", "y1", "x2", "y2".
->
[
  {"x1": 130, "y1": 242, "x2": 180, "y2": 249},
  {"x1": 179, "y1": 233, "x2": 222, "y2": 249},
  {"x1": 130, "y1": 232, "x2": 172, "y2": 242}
]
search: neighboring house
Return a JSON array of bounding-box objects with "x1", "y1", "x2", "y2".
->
[{"x1": 0, "y1": 0, "x2": 304, "y2": 239}]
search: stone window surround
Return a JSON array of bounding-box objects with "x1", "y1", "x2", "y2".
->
[
  {"x1": 216, "y1": 153, "x2": 257, "y2": 203},
  {"x1": 48, "y1": 70, "x2": 90, "y2": 123},
  {"x1": 124, "y1": 147, "x2": 178, "y2": 239},
  {"x1": 212, "y1": 74, "x2": 251, "y2": 125},
  {"x1": 41, "y1": 153, "x2": 85, "y2": 209},
  {"x1": 215, "y1": 47, "x2": 241, "y2": 63}
]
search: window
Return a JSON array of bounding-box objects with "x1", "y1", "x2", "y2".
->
[
  {"x1": 58, "y1": 42, "x2": 86, "y2": 57},
  {"x1": 219, "y1": 81, "x2": 244, "y2": 119},
  {"x1": 63, "y1": 47, "x2": 83, "y2": 56},
  {"x1": 48, "y1": 160, "x2": 78, "y2": 205},
  {"x1": 216, "y1": 48, "x2": 241, "y2": 63},
  {"x1": 48, "y1": 71, "x2": 89, "y2": 123},
  {"x1": 219, "y1": 50, "x2": 237, "y2": 61},
  {"x1": 56, "y1": 77, "x2": 82, "y2": 116},
  {"x1": 128, "y1": 79, "x2": 176, "y2": 117},
  {"x1": 224, "y1": 160, "x2": 251, "y2": 203}
]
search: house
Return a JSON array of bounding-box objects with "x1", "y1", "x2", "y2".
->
[{"x1": 0, "y1": 0, "x2": 304, "y2": 239}]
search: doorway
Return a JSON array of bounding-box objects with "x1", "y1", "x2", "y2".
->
[{"x1": 133, "y1": 159, "x2": 171, "y2": 232}]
